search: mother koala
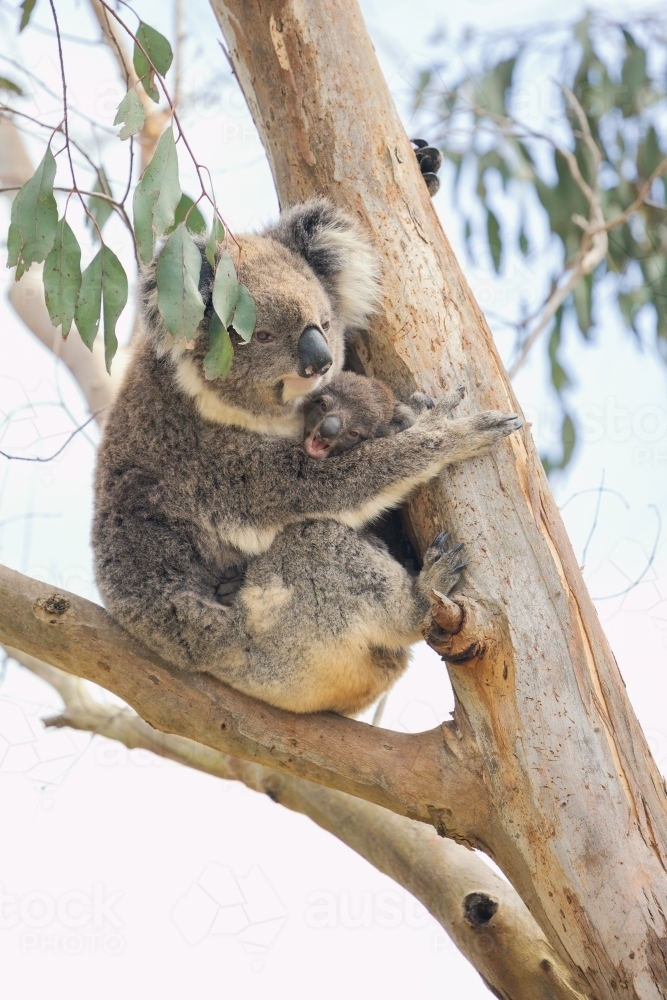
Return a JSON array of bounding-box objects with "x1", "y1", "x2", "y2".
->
[{"x1": 93, "y1": 200, "x2": 521, "y2": 715}]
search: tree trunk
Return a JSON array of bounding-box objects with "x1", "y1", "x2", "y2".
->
[{"x1": 209, "y1": 1, "x2": 667, "y2": 995}]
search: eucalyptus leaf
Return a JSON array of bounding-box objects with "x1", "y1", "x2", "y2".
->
[
  {"x1": 74, "y1": 246, "x2": 128, "y2": 371},
  {"x1": 0, "y1": 77, "x2": 23, "y2": 95},
  {"x1": 133, "y1": 22, "x2": 173, "y2": 103},
  {"x1": 204, "y1": 312, "x2": 234, "y2": 380},
  {"x1": 156, "y1": 223, "x2": 205, "y2": 342},
  {"x1": 114, "y1": 88, "x2": 146, "y2": 141},
  {"x1": 212, "y1": 251, "x2": 239, "y2": 327},
  {"x1": 166, "y1": 194, "x2": 206, "y2": 236},
  {"x1": 7, "y1": 146, "x2": 57, "y2": 278},
  {"x1": 19, "y1": 0, "x2": 37, "y2": 32},
  {"x1": 43, "y1": 219, "x2": 82, "y2": 337},
  {"x1": 230, "y1": 283, "x2": 256, "y2": 342},
  {"x1": 133, "y1": 128, "x2": 181, "y2": 264},
  {"x1": 75, "y1": 251, "x2": 103, "y2": 351},
  {"x1": 87, "y1": 169, "x2": 114, "y2": 238},
  {"x1": 101, "y1": 247, "x2": 128, "y2": 373},
  {"x1": 205, "y1": 215, "x2": 225, "y2": 269},
  {"x1": 486, "y1": 209, "x2": 501, "y2": 273}
]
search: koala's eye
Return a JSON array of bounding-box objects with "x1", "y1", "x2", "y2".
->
[
  {"x1": 255, "y1": 330, "x2": 275, "y2": 343},
  {"x1": 321, "y1": 320, "x2": 331, "y2": 332},
  {"x1": 347, "y1": 429, "x2": 361, "y2": 440}
]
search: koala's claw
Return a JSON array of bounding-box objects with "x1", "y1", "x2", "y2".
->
[
  {"x1": 420, "y1": 536, "x2": 466, "y2": 597},
  {"x1": 409, "y1": 391, "x2": 436, "y2": 412}
]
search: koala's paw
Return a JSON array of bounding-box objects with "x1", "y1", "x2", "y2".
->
[
  {"x1": 408, "y1": 391, "x2": 436, "y2": 413},
  {"x1": 454, "y1": 410, "x2": 524, "y2": 458},
  {"x1": 412, "y1": 139, "x2": 443, "y2": 197},
  {"x1": 440, "y1": 385, "x2": 466, "y2": 414},
  {"x1": 419, "y1": 532, "x2": 466, "y2": 598}
]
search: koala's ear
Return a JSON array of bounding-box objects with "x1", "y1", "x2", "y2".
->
[
  {"x1": 390, "y1": 402, "x2": 417, "y2": 434},
  {"x1": 269, "y1": 198, "x2": 381, "y2": 331}
]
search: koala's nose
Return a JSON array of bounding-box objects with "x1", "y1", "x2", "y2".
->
[
  {"x1": 319, "y1": 416, "x2": 341, "y2": 440},
  {"x1": 298, "y1": 326, "x2": 332, "y2": 378}
]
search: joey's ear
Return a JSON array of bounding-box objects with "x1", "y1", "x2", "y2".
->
[
  {"x1": 269, "y1": 198, "x2": 381, "y2": 331},
  {"x1": 390, "y1": 402, "x2": 417, "y2": 433}
]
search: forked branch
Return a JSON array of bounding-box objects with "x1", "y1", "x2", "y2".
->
[
  {"x1": 0, "y1": 564, "x2": 490, "y2": 840},
  {"x1": 6, "y1": 646, "x2": 586, "y2": 1000}
]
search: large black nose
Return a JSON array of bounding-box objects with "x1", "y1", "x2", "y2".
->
[
  {"x1": 298, "y1": 326, "x2": 332, "y2": 378},
  {"x1": 320, "y1": 416, "x2": 341, "y2": 440}
]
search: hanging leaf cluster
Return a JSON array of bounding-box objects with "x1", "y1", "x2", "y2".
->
[
  {"x1": 414, "y1": 13, "x2": 667, "y2": 472},
  {"x1": 4, "y1": 19, "x2": 254, "y2": 380}
]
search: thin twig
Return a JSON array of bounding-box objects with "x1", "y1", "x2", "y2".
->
[
  {"x1": 47, "y1": 0, "x2": 104, "y2": 243},
  {"x1": 0, "y1": 412, "x2": 102, "y2": 462}
]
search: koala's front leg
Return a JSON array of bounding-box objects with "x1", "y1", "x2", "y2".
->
[{"x1": 251, "y1": 403, "x2": 523, "y2": 530}]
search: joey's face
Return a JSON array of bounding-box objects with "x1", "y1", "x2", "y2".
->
[
  {"x1": 302, "y1": 374, "x2": 392, "y2": 459},
  {"x1": 191, "y1": 236, "x2": 345, "y2": 418}
]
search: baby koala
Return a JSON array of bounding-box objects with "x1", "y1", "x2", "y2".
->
[{"x1": 302, "y1": 371, "x2": 440, "y2": 459}]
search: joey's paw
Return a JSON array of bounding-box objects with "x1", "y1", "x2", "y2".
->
[
  {"x1": 419, "y1": 534, "x2": 466, "y2": 597},
  {"x1": 440, "y1": 385, "x2": 465, "y2": 414},
  {"x1": 433, "y1": 385, "x2": 466, "y2": 417},
  {"x1": 408, "y1": 391, "x2": 436, "y2": 413}
]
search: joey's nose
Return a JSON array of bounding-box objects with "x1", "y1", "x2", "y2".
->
[
  {"x1": 298, "y1": 326, "x2": 332, "y2": 378},
  {"x1": 320, "y1": 416, "x2": 341, "y2": 440}
]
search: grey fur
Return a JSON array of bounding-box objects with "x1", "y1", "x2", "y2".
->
[{"x1": 93, "y1": 199, "x2": 523, "y2": 715}]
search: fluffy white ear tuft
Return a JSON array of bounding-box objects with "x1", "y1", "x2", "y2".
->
[{"x1": 268, "y1": 198, "x2": 382, "y2": 331}]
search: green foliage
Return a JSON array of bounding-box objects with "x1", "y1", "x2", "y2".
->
[
  {"x1": 414, "y1": 13, "x2": 667, "y2": 471},
  {"x1": 0, "y1": 77, "x2": 23, "y2": 94},
  {"x1": 133, "y1": 22, "x2": 173, "y2": 103},
  {"x1": 114, "y1": 88, "x2": 146, "y2": 141},
  {"x1": 86, "y1": 170, "x2": 114, "y2": 238},
  {"x1": 7, "y1": 146, "x2": 57, "y2": 279},
  {"x1": 155, "y1": 223, "x2": 205, "y2": 342},
  {"x1": 43, "y1": 219, "x2": 81, "y2": 337},
  {"x1": 231, "y1": 284, "x2": 256, "y2": 342},
  {"x1": 204, "y1": 312, "x2": 234, "y2": 380},
  {"x1": 19, "y1": 0, "x2": 37, "y2": 32},
  {"x1": 74, "y1": 246, "x2": 128, "y2": 373},
  {"x1": 132, "y1": 128, "x2": 181, "y2": 264},
  {"x1": 3, "y1": 18, "x2": 254, "y2": 381},
  {"x1": 205, "y1": 215, "x2": 225, "y2": 269},
  {"x1": 167, "y1": 194, "x2": 207, "y2": 236},
  {"x1": 212, "y1": 250, "x2": 239, "y2": 326}
]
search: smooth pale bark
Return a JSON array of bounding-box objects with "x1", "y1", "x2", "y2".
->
[
  {"x1": 8, "y1": 647, "x2": 586, "y2": 1000},
  {"x1": 208, "y1": 2, "x2": 667, "y2": 996}
]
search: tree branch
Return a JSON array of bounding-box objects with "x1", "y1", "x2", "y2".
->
[
  {"x1": 0, "y1": 564, "x2": 490, "y2": 840},
  {"x1": 6, "y1": 645, "x2": 586, "y2": 1000}
]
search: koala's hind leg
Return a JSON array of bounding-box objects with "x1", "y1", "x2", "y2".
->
[{"x1": 224, "y1": 520, "x2": 429, "y2": 715}]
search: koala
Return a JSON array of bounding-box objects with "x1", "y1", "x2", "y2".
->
[
  {"x1": 301, "y1": 371, "x2": 439, "y2": 459},
  {"x1": 93, "y1": 198, "x2": 523, "y2": 715}
]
